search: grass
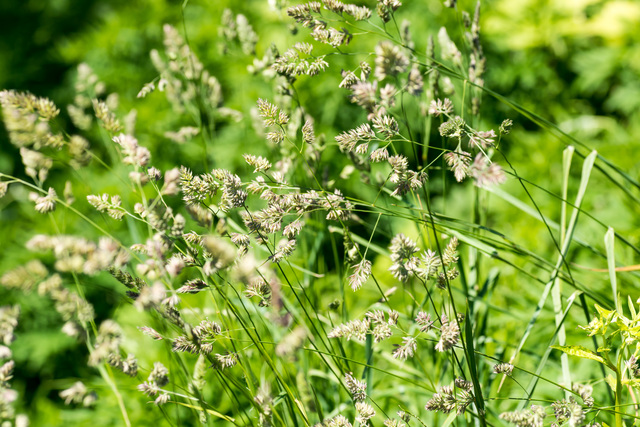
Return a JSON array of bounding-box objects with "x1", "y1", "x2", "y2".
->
[{"x1": 1, "y1": 1, "x2": 640, "y2": 426}]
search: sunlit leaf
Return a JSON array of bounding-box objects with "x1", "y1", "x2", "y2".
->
[{"x1": 550, "y1": 345, "x2": 606, "y2": 365}]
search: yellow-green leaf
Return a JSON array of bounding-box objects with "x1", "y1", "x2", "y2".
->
[
  {"x1": 550, "y1": 345, "x2": 605, "y2": 364},
  {"x1": 595, "y1": 304, "x2": 614, "y2": 321}
]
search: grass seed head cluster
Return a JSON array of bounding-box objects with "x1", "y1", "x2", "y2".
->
[{"x1": 0, "y1": 0, "x2": 636, "y2": 426}]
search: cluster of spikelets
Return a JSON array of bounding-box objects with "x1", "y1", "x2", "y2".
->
[
  {"x1": 0, "y1": 0, "x2": 603, "y2": 426},
  {"x1": 316, "y1": 371, "x2": 417, "y2": 426},
  {"x1": 327, "y1": 307, "x2": 460, "y2": 361},
  {"x1": 283, "y1": 2, "x2": 510, "y2": 199},
  {"x1": 0, "y1": 94, "x2": 359, "y2": 426},
  {"x1": 0, "y1": 2, "x2": 505, "y2": 426},
  {"x1": 499, "y1": 384, "x2": 598, "y2": 427},
  {"x1": 0, "y1": 306, "x2": 28, "y2": 425}
]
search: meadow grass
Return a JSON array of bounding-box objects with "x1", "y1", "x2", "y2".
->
[{"x1": 1, "y1": 1, "x2": 640, "y2": 426}]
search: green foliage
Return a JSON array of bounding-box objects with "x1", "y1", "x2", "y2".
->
[{"x1": 1, "y1": 0, "x2": 640, "y2": 426}]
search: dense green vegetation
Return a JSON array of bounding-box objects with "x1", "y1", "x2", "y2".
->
[{"x1": 1, "y1": 0, "x2": 640, "y2": 426}]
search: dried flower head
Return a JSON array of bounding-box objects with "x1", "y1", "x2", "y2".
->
[
  {"x1": 93, "y1": 99, "x2": 122, "y2": 133},
  {"x1": 392, "y1": 336, "x2": 417, "y2": 361},
  {"x1": 435, "y1": 315, "x2": 460, "y2": 352},
  {"x1": 376, "y1": 0, "x2": 402, "y2": 23},
  {"x1": 349, "y1": 259, "x2": 371, "y2": 291},
  {"x1": 469, "y1": 130, "x2": 496, "y2": 149},
  {"x1": 112, "y1": 134, "x2": 150, "y2": 167},
  {"x1": 244, "y1": 154, "x2": 272, "y2": 173},
  {"x1": 0, "y1": 90, "x2": 63, "y2": 150},
  {"x1": 1, "y1": 261, "x2": 48, "y2": 293},
  {"x1": 0, "y1": 306, "x2": 20, "y2": 347},
  {"x1": 370, "y1": 147, "x2": 389, "y2": 162},
  {"x1": 387, "y1": 310, "x2": 399, "y2": 325},
  {"x1": 0, "y1": 181, "x2": 8, "y2": 198},
  {"x1": 335, "y1": 123, "x2": 376, "y2": 153},
  {"x1": 287, "y1": 2, "x2": 322, "y2": 28},
  {"x1": 425, "y1": 380, "x2": 473, "y2": 415},
  {"x1": 325, "y1": 415, "x2": 353, "y2": 427},
  {"x1": 367, "y1": 321, "x2": 390, "y2": 342},
  {"x1": 442, "y1": 236, "x2": 459, "y2": 266},
  {"x1": 500, "y1": 118, "x2": 513, "y2": 134},
  {"x1": 34, "y1": 187, "x2": 57, "y2": 214},
  {"x1": 388, "y1": 154, "x2": 425, "y2": 196},
  {"x1": 572, "y1": 383, "x2": 594, "y2": 407},
  {"x1": 344, "y1": 4, "x2": 372, "y2": 21},
  {"x1": 389, "y1": 233, "x2": 420, "y2": 282},
  {"x1": 444, "y1": 148, "x2": 471, "y2": 182},
  {"x1": 350, "y1": 81, "x2": 378, "y2": 112},
  {"x1": 20, "y1": 147, "x2": 52, "y2": 182},
  {"x1": 493, "y1": 362, "x2": 514, "y2": 376},
  {"x1": 245, "y1": 278, "x2": 272, "y2": 307},
  {"x1": 339, "y1": 70, "x2": 358, "y2": 90},
  {"x1": 138, "y1": 326, "x2": 163, "y2": 341},
  {"x1": 470, "y1": 153, "x2": 506, "y2": 187},
  {"x1": 212, "y1": 353, "x2": 238, "y2": 370},
  {"x1": 415, "y1": 311, "x2": 434, "y2": 332},
  {"x1": 257, "y1": 98, "x2": 289, "y2": 127},
  {"x1": 273, "y1": 43, "x2": 328, "y2": 77},
  {"x1": 372, "y1": 114, "x2": 399, "y2": 139},
  {"x1": 59, "y1": 382, "x2": 97, "y2": 407},
  {"x1": 428, "y1": 98, "x2": 454, "y2": 117},
  {"x1": 328, "y1": 318, "x2": 370, "y2": 342},
  {"x1": 375, "y1": 41, "x2": 409, "y2": 80},
  {"x1": 344, "y1": 372, "x2": 367, "y2": 402},
  {"x1": 269, "y1": 239, "x2": 297, "y2": 263},
  {"x1": 87, "y1": 193, "x2": 125, "y2": 220},
  {"x1": 500, "y1": 405, "x2": 547, "y2": 427},
  {"x1": 418, "y1": 249, "x2": 440, "y2": 279},
  {"x1": 355, "y1": 401, "x2": 376, "y2": 425}
]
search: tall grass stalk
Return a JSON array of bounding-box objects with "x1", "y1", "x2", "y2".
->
[{"x1": 1, "y1": 1, "x2": 640, "y2": 426}]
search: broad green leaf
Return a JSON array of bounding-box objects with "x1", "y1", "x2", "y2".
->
[{"x1": 550, "y1": 345, "x2": 605, "y2": 364}]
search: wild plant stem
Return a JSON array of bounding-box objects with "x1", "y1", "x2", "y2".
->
[
  {"x1": 99, "y1": 365, "x2": 132, "y2": 427},
  {"x1": 616, "y1": 357, "x2": 624, "y2": 427}
]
